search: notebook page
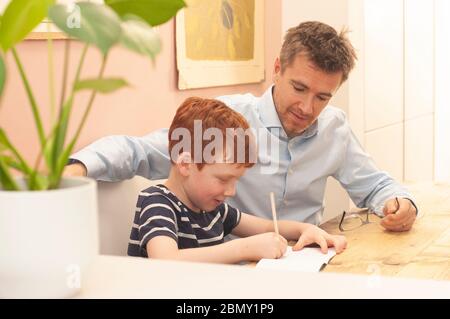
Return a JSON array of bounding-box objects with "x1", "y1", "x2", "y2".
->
[{"x1": 256, "y1": 246, "x2": 336, "y2": 272}]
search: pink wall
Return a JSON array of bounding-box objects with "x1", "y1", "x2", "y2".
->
[{"x1": 0, "y1": 0, "x2": 281, "y2": 165}]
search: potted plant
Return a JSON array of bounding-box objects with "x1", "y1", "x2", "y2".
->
[{"x1": 0, "y1": 0, "x2": 185, "y2": 298}]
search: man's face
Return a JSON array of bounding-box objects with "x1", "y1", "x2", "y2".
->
[{"x1": 273, "y1": 54, "x2": 343, "y2": 138}]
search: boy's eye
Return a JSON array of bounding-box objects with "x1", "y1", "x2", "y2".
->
[{"x1": 217, "y1": 177, "x2": 231, "y2": 183}]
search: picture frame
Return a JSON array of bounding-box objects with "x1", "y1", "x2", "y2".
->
[{"x1": 176, "y1": 0, "x2": 265, "y2": 89}]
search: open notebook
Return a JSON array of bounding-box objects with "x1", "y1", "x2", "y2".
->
[{"x1": 256, "y1": 246, "x2": 336, "y2": 272}]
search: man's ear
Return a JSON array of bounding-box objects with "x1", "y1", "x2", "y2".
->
[
  {"x1": 273, "y1": 57, "x2": 281, "y2": 82},
  {"x1": 176, "y1": 152, "x2": 192, "y2": 177}
]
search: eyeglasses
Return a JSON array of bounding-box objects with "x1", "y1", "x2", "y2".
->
[
  {"x1": 338, "y1": 198, "x2": 400, "y2": 232},
  {"x1": 338, "y1": 208, "x2": 372, "y2": 232}
]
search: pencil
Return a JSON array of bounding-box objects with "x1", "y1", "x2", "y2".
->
[{"x1": 269, "y1": 192, "x2": 279, "y2": 236}]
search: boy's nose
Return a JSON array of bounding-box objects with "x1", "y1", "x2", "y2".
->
[{"x1": 224, "y1": 184, "x2": 236, "y2": 197}]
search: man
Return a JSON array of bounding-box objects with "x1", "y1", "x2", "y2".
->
[{"x1": 66, "y1": 21, "x2": 417, "y2": 232}]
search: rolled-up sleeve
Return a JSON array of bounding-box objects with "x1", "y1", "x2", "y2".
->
[
  {"x1": 70, "y1": 129, "x2": 171, "y2": 181},
  {"x1": 334, "y1": 127, "x2": 416, "y2": 214}
]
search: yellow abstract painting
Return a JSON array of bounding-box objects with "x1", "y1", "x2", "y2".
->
[
  {"x1": 176, "y1": 0, "x2": 264, "y2": 89},
  {"x1": 184, "y1": 0, "x2": 254, "y2": 61}
]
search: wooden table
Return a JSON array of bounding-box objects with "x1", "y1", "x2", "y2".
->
[
  {"x1": 320, "y1": 183, "x2": 450, "y2": 281},
  {"x1": 78, "y1": 184, "x2": 450, "y2": 298}
]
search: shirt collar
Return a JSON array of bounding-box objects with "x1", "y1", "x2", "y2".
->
[
  {"x1": 258, "y1": 85, "x2": 318, "y2": 140},
  {"x1": 258, "y1": 86, "x2": 283, "y2": 129}
]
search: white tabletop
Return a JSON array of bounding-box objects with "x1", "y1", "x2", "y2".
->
[{"x1": 78, "y1": 255, "x2": 450, "y2": 298}]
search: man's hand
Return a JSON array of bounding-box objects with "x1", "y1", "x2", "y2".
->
[
  {"x1": 292, "y1": 225, "x2": 347, "y2": 254},
  {"x1": 63, "y1": 163, "x2": 87, "y2": 177},
  {"x1": 380, "y1": 198, "x2": 417, "y2": 232}
]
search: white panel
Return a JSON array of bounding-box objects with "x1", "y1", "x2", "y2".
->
[
  {"x1": 404, "y1": 115, "x2": 434, "y2": 182},
  {"x1": 404, "y1": 0, "x2": 434, "y2": 120},
  {"x1": 364, "y1": 0, "x2": 404, "y2": 131},
  {"x1": 435, "y1": 0, "x2": 450, "y2": 183},
  {"x1": 365, "y1": 124, "x2": 404, "y2": 181},
  {"x1": 281, "y1": 0, "x2": 350, "y2": 115},
  {"x1": 282, "y1": 0, "x2": 349, "y2": 34},
  {"x1": 348, "y1": 0, "x2": 366, "y2": 144}
]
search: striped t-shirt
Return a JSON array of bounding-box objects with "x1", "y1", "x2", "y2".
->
[{"x1": 127, "y1": 184, "x2": 242, "y2": 257}]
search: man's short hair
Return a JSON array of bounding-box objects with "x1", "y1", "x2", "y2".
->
[
  {"x1": 168, "y1": 97, "x2": 256, "y2": 169},
  {"x1": 280, "y1": 21, "x2": 357, "y2": 82}
]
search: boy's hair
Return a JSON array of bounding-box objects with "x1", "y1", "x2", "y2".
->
[
  {"x1": 168, "y1": 97, "x2": 256, "y2": 170},
  {"x1": 280, "y1": 21, "x2": 357, "y2": 83}
]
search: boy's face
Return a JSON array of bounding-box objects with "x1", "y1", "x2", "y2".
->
[{"x1": 184, "y1": 163, "x2": 247, "y2": 212}]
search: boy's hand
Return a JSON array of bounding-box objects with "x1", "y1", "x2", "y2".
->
[
  {"x1": 242, "y1": 232, "x2": 287, "y2": 261},
  {"x1": 292, "y1": 225, "x2": 347, "y2": 254}
]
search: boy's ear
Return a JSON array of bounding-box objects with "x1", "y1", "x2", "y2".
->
[{"x1": 176, "y1": 152, "x2": 192, "y2": 177}]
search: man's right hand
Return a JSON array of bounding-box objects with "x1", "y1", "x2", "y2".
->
[{"x1": 63, "y1": 163, "x2": 87, "y2": 177}]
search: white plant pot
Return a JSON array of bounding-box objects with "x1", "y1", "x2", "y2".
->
[{"x1": 0, "y1": 177, "x2": 99, "y2": 298}]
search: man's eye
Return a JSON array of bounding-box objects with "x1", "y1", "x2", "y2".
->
[
  {"x1": 318, "y1": 96, "x2": 328, "y2": 101},
  {"x1": 294, "y1": 87, "x2": 305, "y2": 92}
]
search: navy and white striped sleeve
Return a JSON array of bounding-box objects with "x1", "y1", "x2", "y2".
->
[
  {"x1": 220, "y1": 203, "x2": 242, "y2": 236},
  {"x1": 138, "y1": 195, "x2": 178, "y2": 253}
]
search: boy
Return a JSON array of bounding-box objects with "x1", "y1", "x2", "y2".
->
[{"x1": 128, "y1": 97, "x2": 347, "y2": 263}]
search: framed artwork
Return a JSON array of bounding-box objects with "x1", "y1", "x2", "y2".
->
[
  {"x1": 0, "y1": 0, "x2": 103, "y2": 40},
  {"x1": 176, "y1": 0, "x2": 265, "y2": 89}
]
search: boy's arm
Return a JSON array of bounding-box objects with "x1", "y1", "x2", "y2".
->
[
  {"x1": 146, "y1": 234, "x2": 287, "y2": 263},
  {"x1": 232, "y1": 213, "x2": 347, "y2": 253},
  {"x1": 231, "y1": 213, "x2": 307, "y2": 239}
]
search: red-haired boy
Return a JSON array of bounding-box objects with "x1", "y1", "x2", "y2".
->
[{"x1": 128, "y1": 97, "x2": 346, "y2": 263}]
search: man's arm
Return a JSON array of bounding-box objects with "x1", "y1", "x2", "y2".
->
[
  {"x1": 334, "y1": 126, "x2": 417, "y2": 231},
  {"x1": 233, "y1": 213, "x2": 347, "y2": 253},
  {"x1": 64, "y1": 160, "x2": 88, "y2": 176},
  {"x1": 66, "y1": 129, "x2": 171, "y2": 181}
]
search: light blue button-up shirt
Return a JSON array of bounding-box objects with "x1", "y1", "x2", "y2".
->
[{"x1": 72, "y1": 86, "x2": 413, "y2": 224}]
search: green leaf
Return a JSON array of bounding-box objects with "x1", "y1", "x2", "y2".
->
[
  {"x1": 50, "y1": 95, "x2": 73, "y2": 172},
  {"x1": 74, "y1": 78, "x2": 129, "y2": 94},
  {"x1": 0, "y1": 53, "x2": 5, "y2": 97},
  {"x1": 30, "y1": 173, "x2": 49, "y2": 191},
  {"x1": 105, "y1": 0, "x2": 186, "y2": 26},
  {"x1": 0, "y1": 154, "x2": 23, "y2": 172},
  {"x1": 0, "y1": 0, "x2": 55, "y2": 51},
  {"x1": 48, "y1": 2, "x2": 122, "y2": 55},
  {"x1": 43, "y1": 133, "x2": 55, "y2": 171},
  {"x1": 0, "y1": 155, "x2": 19, "y2": 190},
  {"x1": 120, "y1": 15, "x2": 161, "y2": 60},
  {"x1": 0, "y1": 127, "x2": 12, "y2": 149},
  {"x1": 49, "y1": 138, "x2": 75, "y2": 189},
  {"x1": 0, "y1": 128, "x2": 32, "y2": 174}
]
